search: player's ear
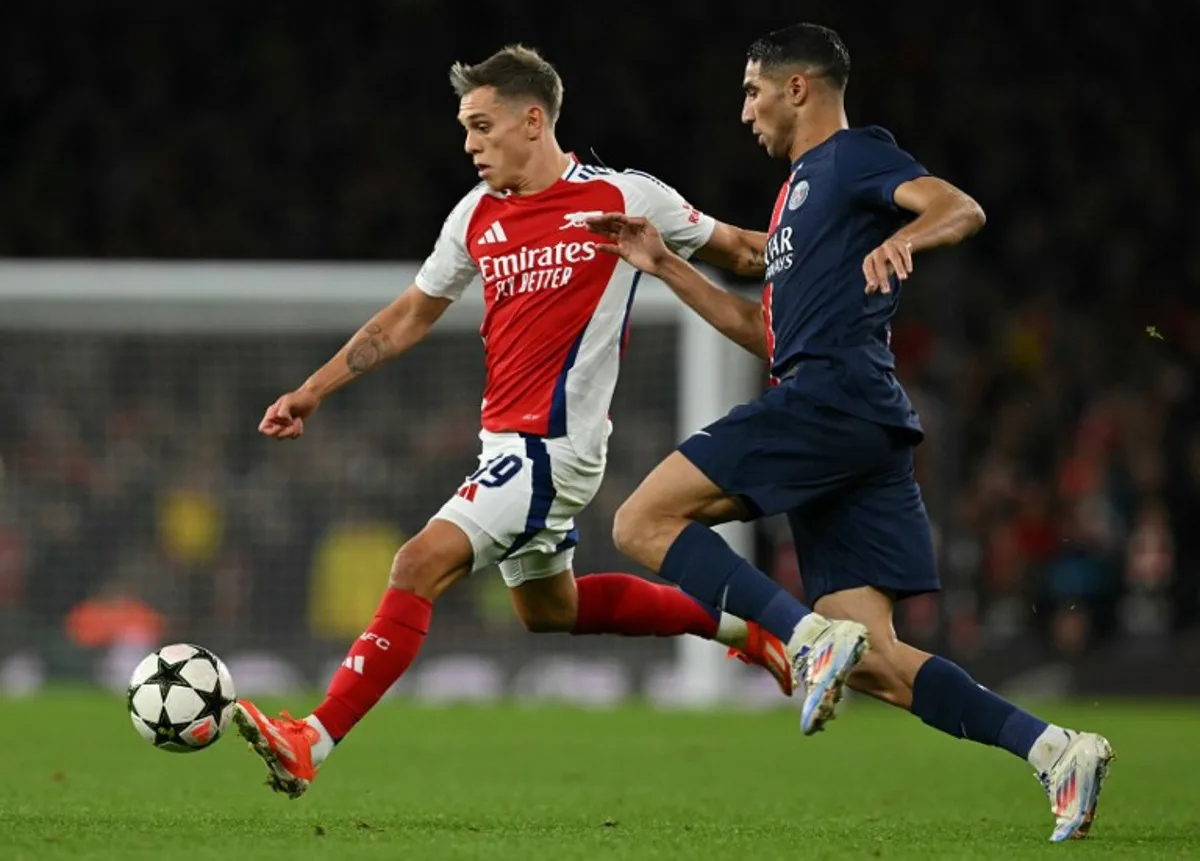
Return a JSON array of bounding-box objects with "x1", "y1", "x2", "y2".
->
[
  {"x1": 787, "y1": 73, "x2": 808, "y2": 106},
  {"x1": 525, "y1": 104, "x2": 545, "y2": 140}
]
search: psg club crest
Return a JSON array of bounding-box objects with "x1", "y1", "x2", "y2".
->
[{"x1": 788, "y1": 180, "x2": 810, "y2": 211}]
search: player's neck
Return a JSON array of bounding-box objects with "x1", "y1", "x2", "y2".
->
[
  {"x1": 787, "y1": 108, "x2": 849, "y2": 164},
  {"x1": 510, "y1": 146, "x2": 571, "y2": 196}
]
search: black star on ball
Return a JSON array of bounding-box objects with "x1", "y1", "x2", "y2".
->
[
  {"x1": 192, "y1": 673, "x2": 228, "y2": 724},
  {"x1": 144, "y1": 655, "x2": 191, "y2": 702},
  {"x1": 153, "y1": 721, "x2": 182, "y2": 747}
]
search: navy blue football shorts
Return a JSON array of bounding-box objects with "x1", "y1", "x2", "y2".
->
[{"x1": 677, "y1": 382, "x2": 940, "y2": 605}]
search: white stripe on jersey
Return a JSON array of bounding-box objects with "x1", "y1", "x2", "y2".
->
[
  {"x1": 555, "y1": 261, "x2": 639, "y2": 460},
  {"x1": 476, "y1": 221, "x2": 508, "y2": 246}
]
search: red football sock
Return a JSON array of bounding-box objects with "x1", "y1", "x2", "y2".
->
[
  {"x1": 312, "y1": 588, "x2": 432, "y2": 740},
  {"x1": 572, "y1": 573, "x2": 719, "y2": 638}
]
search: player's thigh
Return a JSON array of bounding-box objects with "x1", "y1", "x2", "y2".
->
[
  {"x1": 675, "y1": 388, "x2": 894, "y2": 520},
  {"x1": 693, "y1": 496, "x2": 749, "y2": 526},
  {"x1": 612, "y1": 452, "x2": 749, "y2": 567},
  {"x1": 498, "y1": 434, "x2": 603, "y2": 586},
  {"x1": 788, "y1": 444, "x2": 939, "y2": 607},
  {"x1": 433, "y1": 437, "x2": 528, "y2": 569},
  {"x1": 438, "y1": 432, "x2": 604, "y2": 608},
  {"x1": 619, "y1": 450, "x2": 748, "y2": 523}
]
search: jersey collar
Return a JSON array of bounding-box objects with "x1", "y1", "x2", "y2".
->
[{"x1": 498, "y1": 153, "x2": 580, "y2": 201}]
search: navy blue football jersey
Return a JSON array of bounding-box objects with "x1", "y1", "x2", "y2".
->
[{"x1": 761, "y1": 125, "x2": 928, "y2": 437}]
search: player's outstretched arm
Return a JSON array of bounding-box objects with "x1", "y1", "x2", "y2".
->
[
  {"x1": 657, "y1": 254, "x2": 768, "y2": 358},
  {"x1": 863, "y1": 176, "x2": 986, "y2": 293},
  {"x1": 309, "y1": 283, "x2": 451, "y2": 392},
  {"x1": 588, "y1": 214, "x2": 768, "y2": 360},
  {"x1": 694, "y1": 222, "x2": 770, "y2": 278},
  {"x1": 258, "y1": 284, "x2": 451, "y2": 440}
]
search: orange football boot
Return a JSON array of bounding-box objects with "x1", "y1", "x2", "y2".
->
[
  {"x1": 232, "y1": 700, "x2": 318, "y2": 799},
  {"x1": 727, "y1": 621, "x2": 794, "y2": 696}
]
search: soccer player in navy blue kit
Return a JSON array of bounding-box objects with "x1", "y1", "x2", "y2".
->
[{"x1": 589, "y1": 23, "x2": 1113, "y2": 842}]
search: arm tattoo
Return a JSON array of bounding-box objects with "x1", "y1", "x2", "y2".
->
[
  {"x1": 747, "y1": 249, "x2": 765, "y2": 268},
  {"x1": 345, "y1": 323, "x2": 391, "y2": 375}
]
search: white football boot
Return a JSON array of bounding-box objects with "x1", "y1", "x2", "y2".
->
[
  {"x1": 1040, "y1": 731, "x2": 1114, "y2": 841},
  {"x1": 787, "y1": 618, "x2": 870, "y2": 735}
]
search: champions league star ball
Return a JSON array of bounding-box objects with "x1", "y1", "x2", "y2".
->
[{"x1": 127, "y1": 643, "x2": 236, "y2": 752}]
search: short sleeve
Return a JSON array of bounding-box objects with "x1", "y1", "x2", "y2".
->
[
  {"x1": 414, "y1": 185, "x2": 487, "y2": 301},
  {"x1": 835, "y1": 127, "x2": 929, "y2": 210},
  {"x1": 616, "y1": 170, "x2": 716, "y2": 260}
]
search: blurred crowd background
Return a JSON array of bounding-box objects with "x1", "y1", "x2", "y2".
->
[{"x1": 1, "y1": 1, "x2": 1196, "y2": 696}]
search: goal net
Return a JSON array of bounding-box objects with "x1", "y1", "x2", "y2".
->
[{"x1": 0, "y1": 261, "x2": 772, "y2": 707}]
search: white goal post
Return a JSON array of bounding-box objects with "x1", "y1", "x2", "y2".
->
[{"x1": 0, "y1": 260, "x2": 760, "y2": 704}]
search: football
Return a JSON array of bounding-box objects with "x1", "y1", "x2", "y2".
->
[{"x1": 127, "y1": 643, "x2": 236, "y2": 752}]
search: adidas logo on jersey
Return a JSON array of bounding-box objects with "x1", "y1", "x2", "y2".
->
[{"x1": 476, "y1": 221, "x2": 509, "y2": 245}]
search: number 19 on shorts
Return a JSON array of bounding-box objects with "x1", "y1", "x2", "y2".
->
[{"x1": 456, "y1": 453, "x2": 523, "y2": 502}]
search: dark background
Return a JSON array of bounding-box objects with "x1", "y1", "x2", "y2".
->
[{"x1": 1, "y1": 1, "x2": 1197, "y2": 696}]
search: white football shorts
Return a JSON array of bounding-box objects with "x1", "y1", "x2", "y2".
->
[{"x1": 433, "y1": 430, "x2": 606, "y2": 587}]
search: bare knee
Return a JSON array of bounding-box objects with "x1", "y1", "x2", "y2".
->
[
  {"x1": 613, "y1": 493, "x2": 702, "y2": 571},
  {"x1": 387, "y1": 521, "x2": 474, "y2": 600},
  {"x1": 612, "y1": 496, "x2": 651, "y2": 562},
  {"x1": 613, "y1": 452, "x2": 741, "y2": 569},
  {"x1": 388, "y1": 544, "x2": 439, "y2": 597}
]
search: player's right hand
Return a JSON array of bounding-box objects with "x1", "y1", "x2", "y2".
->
[
  {"x1": 586, "y1": 213, "x2": 671, "y2": 276},
  {"x1": 258, "y1": 388, "x2": 321, "y2": 440}
]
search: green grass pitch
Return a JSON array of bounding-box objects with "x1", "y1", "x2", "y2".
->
[{"x1": 1, "y1": 692, "x2": 1198, "y2": 860}]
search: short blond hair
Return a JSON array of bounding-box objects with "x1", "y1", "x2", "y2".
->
[{"x1": 449, "y1": 44, "x2": 564, "y2": 124}]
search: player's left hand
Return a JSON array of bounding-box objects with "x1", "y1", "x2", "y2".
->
[
  {"x1": 586, "y1": 213, "x2": 671, "y2": 276},
  {"x1": 862, "y1": 237, "x2": 914, "y2": 294}
]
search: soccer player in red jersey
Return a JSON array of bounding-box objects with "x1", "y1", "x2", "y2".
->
[{"x1": 231, "y1": 45, "x2": 861, "y2": 799}]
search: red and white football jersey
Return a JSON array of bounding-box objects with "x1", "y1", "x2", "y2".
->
[{"x1": 415, "y1": 156, "x2": 715, "y2": 459}]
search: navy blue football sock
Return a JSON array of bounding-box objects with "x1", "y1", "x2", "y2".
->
[
  {"x1": 659, "y1": 521, "x2": 812, "y2": 642},
  {"x1": 911, "y1": 656, "x2": 1049, "y2": 760}
]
